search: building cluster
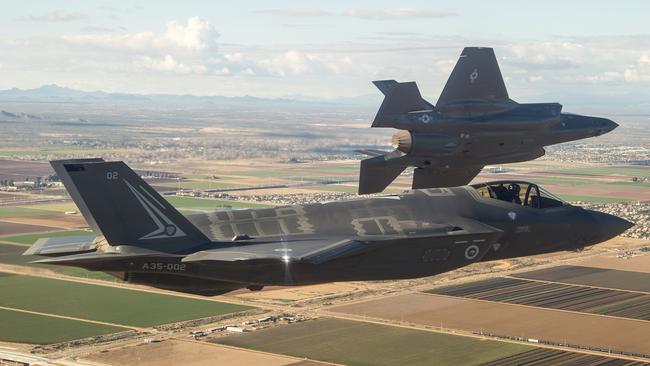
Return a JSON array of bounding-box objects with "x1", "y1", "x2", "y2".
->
[
  {"x1": 545, "y1": 143, "x2": 650, "y2": 164},
  {"x1": 186, "y1": 313, "x2": 308, "y2": 340},
  {"x1": 579, "y1": 201, "x2": 650, "y2": 240}
]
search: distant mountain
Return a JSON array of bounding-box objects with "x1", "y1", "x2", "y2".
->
[
  {"x1": 0, "y1": 109, "x2": 41, "y2": 120},
  {"x1": 0, "y1": 84, "x2": 380, "y2": 108}
]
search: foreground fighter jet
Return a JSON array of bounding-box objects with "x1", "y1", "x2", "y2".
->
[
  {"x1": 358, "y1": 47, "x2": 618, "y2": 194},
  {"x1": 24, "y1": 159, "x2": 632, "y2": 295}
]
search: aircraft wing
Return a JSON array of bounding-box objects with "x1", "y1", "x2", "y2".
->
[
  {"x1": 182, "y1": 238, "x2": 368, "y2": 265},
  {"x1": 22, "y1": 235, "x2": 97, "y2": 256},
  {"x1": 183, "y1": 218, "x2": 502, "y2": 265}
]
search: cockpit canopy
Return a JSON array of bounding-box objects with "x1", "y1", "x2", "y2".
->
[{"x1": 471, "y1": 181, "x2": 566, "y2": 209}]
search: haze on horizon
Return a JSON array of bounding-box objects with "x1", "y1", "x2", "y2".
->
[{"x1": 1, "y1": 0, "x2": 649, "y2": 103}]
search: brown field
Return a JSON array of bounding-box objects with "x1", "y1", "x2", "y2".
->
[
  {"x1": 84, "y1": 339, "x2": 327, "y2": 366},
  {"x1": 0, "y1": 192, "x2": 38, "y2": 201},
  {"x1": 0, "y1": 221, "x2": 60, "y2": 236},
  {"x1": 579, "y1": 252, "x2": 650, "y2": 274},
  {"x1": 0, "y1": 214, "x2": 88, "y2": 229},
  {"x1": 232, "y1": 282, "x2": 369, "y2": 303},
  {"x1": 0, "y1": 159, "x2": 52, "y2": 181},
  {"x1": 544, "y1": 184, "x2": 650, "y2": 200},
  {"x1": 330, "y1": 293, "x2": 650, "y2": 355}
]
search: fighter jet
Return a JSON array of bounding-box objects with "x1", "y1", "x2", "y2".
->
[
  {"x1": 23, "y1": 158, "x2": 631, "y2": 295},
  {"x1": 358, "y1": 47, "x2": 619, "y2": 194}
]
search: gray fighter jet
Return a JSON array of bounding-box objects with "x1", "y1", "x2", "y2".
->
[
  {"x1": 23, "y1": 159, "x2": 631, "y2": 295},
  {"x1": 358, "y1": 47, "x2": 618, "y2": 194}
]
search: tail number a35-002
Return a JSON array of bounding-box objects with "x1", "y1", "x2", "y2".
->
[{"x1": 141, "y1": 262, "x2": 187, "y2": 272}]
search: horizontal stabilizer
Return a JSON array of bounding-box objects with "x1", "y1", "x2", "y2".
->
[
  {"x1": 373, "y1": 80, "x2": 435, "y2": 109},
  {"x1": 412, "y1": 166, "x2": 483, "y2": 189},
  {"x1": 372, "y1": 80, "x2": 399, "y2": 95},
  {"x1": 372, "y1": 82, "x2": 431, "y2": 127},
  {"x1": 22, "y1": 235, "x2": 97, "y2": 256},
  {"x1": 31, "y1": 246, "x2": 175, "y2": 265}
]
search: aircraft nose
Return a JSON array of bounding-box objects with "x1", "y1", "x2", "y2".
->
[
  {"x1": 592, "y1": 117, "x2": 618, "y2": 136},
  {"x1": 603, "y1": 118, "x2": 618, "y2": 133},
  {"x1": 590, "y1": 210, "x2": 633, "y2": 241}
]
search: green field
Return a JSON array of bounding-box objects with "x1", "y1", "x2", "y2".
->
[
  {"x1": 165, "y1": 195, "x2": 269, "y2": 210},
  {"x1": 158, "y1": 180, "x2": 244, "y2": 190},
  {"x1": 0, "y1": 229, "x2": 91, "y2": 245},
  {"x1": 0, "y1": 206, "x2": 53, "y2": 218},
  {"x1": 17, "y1": 201, "x2": 79, "y2": 213},
  {"x1": 0, "y1": 275, "x2": 252, "y2": 327},
  {"x1": 0, "y1": 243, "x2": 37, "y2": 265},
  {"x1": 0, "y1": 307, "x2": 127, "y2": 344},
  {"x1": 216, "y1": 318, "x2": 531, "y2": 366},
  {"x1": 558, "y1": 194, "x2": 631, "y2": 203}
]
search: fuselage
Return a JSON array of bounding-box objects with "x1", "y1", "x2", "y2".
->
[
  {"x1": 96, "y1": 182, "x2": 627, "y2": 293},
  {"x1": 389, "y1": 102, "x2": 618, "y2": 170}
]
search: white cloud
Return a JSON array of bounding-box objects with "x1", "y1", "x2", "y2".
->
[
  {"x1": 254, "y1": 8, "x2": 457, "y2": 20},
  {"x1": 165, "y1": 17, "x2": 219, "y2": 52},
  {"x1": 346, "y1": 8, "x2": 457, "y2": 20},
  {"x1": 133, "y1": 55, "x2": 207, "y2": 74},
  {"x1": 587, "y1": 71, "x2": 622, "y2": 82},
  {"x1": 254, "y1": 9, "x2": 334, "y2": 17},
  {"x1": 257, "y1": 50, "x2": 364, "y2": 77},
  {"x1": 3, "y1": 16, "x2": 650, "y2": 98},
  {"x1": 19, "y1": 10, "x2": 88, "y2": 22}
]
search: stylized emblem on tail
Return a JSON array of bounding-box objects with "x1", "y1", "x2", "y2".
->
[{"x1": 124, "y1": 180, "x2": 187, "y2": 240}]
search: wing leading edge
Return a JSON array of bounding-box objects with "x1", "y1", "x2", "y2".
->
[{"x1": 182, "y1": 218, "x2": 503, "y2": 265}]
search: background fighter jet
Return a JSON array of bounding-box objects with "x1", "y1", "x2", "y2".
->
[
  {"x1": 358, "y1": 47, "x2": 619, "y2": 194},
  {"x1": 23, "y1": 159, "x2": 632, "y2": 295}
]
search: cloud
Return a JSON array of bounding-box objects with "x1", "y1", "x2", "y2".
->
[
  {"x1": 81, "y1": 26, "x2": 118, "y2": 33},
  {"x1": 346, "y1": 9, "x2": 457, "y2": 20},
  {"x1": 165, "y1": 17, "x2": 219, "y2": 52},
  {"x1": 62, "y1": 16, "x2": 219, "y2": 54},
  {"x1": 623, "y1": 54, "x2": 650, "y2": 82},
  {"x1": 257, "y1": 49, "x2": 361, "y2": 77},
  {"x1": 254, "y1": 9, "x2": 334, "y2": 17},
  {"x1": 133, "y1": 55, "x2": 207, "y2": 74},
  {"x1": 254, "y1": 8, "x2": 457, "y2": 20},
  {"x1": 505, "y1": 42, "x2": 584, "y2": 70},
  {"x1": 19, "y1": 10, "x2": 88, "y2": 22}
]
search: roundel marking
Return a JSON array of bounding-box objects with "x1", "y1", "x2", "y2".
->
[
  {"x1": 469, "y1": 68, "x2": 479, "y2": 83},
  {"x1": 465, "y1": 244, "x2": 480, "y2": 260},
  {"x1": 165, "y1": 224, "x2": 177, "y2": 236}
]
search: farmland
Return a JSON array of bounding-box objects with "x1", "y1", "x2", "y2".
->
[
  {"x1": 85, "y1": 339, "x2": 317, "y2": 366},
  {"x1": 330, "y1": 293, "x2": 650, "y2": 355},
  {"x1": 429, "y1": 277, "x2": 650, "y2": 321},
  {"x1": 216, "y1": 318, "x2": 531, "y2": 366},
  {"x1": 480, "y1": 348, "x2": 649, "y2": 366},
  {"x1": 0, "y1": 275, "x2": 252, "y2": 328},
  {"x1": 0, "y1": 308, "x2": 128, "y2": 344},
  {"x1": 513, "y1": 265, "x2": 650, "y2": 293}
]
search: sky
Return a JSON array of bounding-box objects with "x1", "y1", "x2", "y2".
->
[{"x1": 1, "y1": 0, "x2": 649, "y2": 100}]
